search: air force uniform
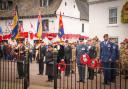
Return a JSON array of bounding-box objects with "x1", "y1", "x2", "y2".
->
[{"x1": 100, "y1": 41, "x2": 112, "y2": 84}]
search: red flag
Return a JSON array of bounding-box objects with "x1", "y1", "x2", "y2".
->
[
  {"x1": 0, "y1": 35, "x2": 2, "y2": 42},
  {"x1": 30, "y1": 33, "x2": 34, "y2": 39},
  {"x1": 19, "y1": 32, "x2": 28, "y2": 38}
]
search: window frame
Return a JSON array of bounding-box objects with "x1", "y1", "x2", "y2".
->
[{"x1": 108, "y1": 7, "x2": 118, "y2": 25}]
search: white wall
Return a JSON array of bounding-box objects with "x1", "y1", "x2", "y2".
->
[
  {"x1": 56, "y1": 0, "x2": 89, "y2": 36},
  {"x1": 89, "y1": 0, "x2": 128, "y2": 43},
  {"x1": 56, "y1": 0, "x2": 80, "y2": 18}
]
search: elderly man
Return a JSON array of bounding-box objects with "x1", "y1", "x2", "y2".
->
[{"x1": 76, "y1": 38, "x2": 88, "y2": 83}]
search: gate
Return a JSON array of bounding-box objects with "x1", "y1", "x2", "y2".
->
[
  {"x1": 53, "y1": 51, "x2": 128, "y2": 89},
  {"x1": 0, "y1": 50, "x2": 29, "y2": 89}
]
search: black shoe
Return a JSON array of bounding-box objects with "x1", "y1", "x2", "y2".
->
[{"x1": 77, "y1": 80, "x2": 85, "y2": 83}]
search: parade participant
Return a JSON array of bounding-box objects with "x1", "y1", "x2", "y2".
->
[
  {"x1": 76, "y1": 37, "x2": 88, "y2": 83},
  {"x1": 57, "y1": 42, "x2": 64, "y2": 78},
  {"x1": 35, "y1": 40, "x2": 41, "y2": 62},
  {"x1": 15, "y1": 38, "x2": 25, "y2": 79},
  {"x1": 121, "y1": 40, "x2": 128, "y2": 79},
  {"x1": 45, "y1": 44, "x2": 54, "y2": 82},
  {"x1": 71, "y1": 43, "x2": 76, "y2": 73},
  {"x1": 38, "y1": 41, "x2": 46, "y2": 75},
  {"x1": 120, "y1": 42, "x2": 126, "y2": 74},
  {"x1": 123, "y1": 46, "x2": 128, "y2": 79},
  {"x1": 100, "y1": 34, "x2": 112, "y2": 84},
  {"x1": 87, "y1": 39, "x2": 97, "y2": 80},
  {"x1": 64, "y1": 40, "x2": 72, "y2": 76},
  {"x1": 110, "y1": 39, "x2": 119, "y2": 82}
]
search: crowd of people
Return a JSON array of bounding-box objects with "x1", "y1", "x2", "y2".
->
[{"x1": 0, "y1": 34, "x2": 128, "y2": 84}]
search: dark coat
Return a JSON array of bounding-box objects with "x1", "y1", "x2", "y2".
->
[
  {"x1": 111, "y1": 43, "x2": 119, "y2": 61},
  {"x1": 64, "y1": 45, "x2": 72, "y2": 63},
  {"x1": 87, "y1": 45, "x2": 97, "y2": 59},
  {"x1": 57, "y1": 45, "x2": 64, "y2": 63},
  {"x1": 45, "y1": 50, "x2": 54, "y2": 75}
]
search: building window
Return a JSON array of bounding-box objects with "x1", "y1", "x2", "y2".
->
[
  {"x1": 109, "y1": 8, "x2": 117, "y2": 24},
  {"x1": 42, "y1": 19, "x2": 49, "y2": 32},
  {"x1": 0, "y1": 0, "x2": 13, "y2": 10},
  {"x1": 82, "y1": 24, "x2": 84, "y2": 33},
  {"x1": 40, "y1": 0, "x2": 53, "y2": 7}
]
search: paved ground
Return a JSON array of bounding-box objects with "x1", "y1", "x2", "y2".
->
[{"x1": 0, "y1": 60, "x2": 128, "y2": 89}]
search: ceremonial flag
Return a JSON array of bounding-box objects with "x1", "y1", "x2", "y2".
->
[
  {"x1": 11, "y1": 6, "x2": 19, "y2": 39},
  {"x1": 0, "y1": 26, "x2": 3, "y2": 35},
  {"x1": 58, "y1": 13, "x2": 64, "y2": 38},
  {"x1": 37, "y1": 12, "x2": 43, "y2": 39}
]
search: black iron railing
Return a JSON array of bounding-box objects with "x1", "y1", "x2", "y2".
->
[
  {"x1": 54, "y1": 62, "x2": 128, "y2": 89},
  {"x1": 0, "y1": 51, "x2": 29, "y2": 89}
]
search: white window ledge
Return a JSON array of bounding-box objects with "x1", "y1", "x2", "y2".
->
[{"x1": 107, "y1": 24, "x2": 119, "y2": 27}]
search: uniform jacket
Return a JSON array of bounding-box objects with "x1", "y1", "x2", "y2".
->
[
  {"x1": 64, "y1": 45, "x2": 72, "y2": 63},
  {"x1": 100, "y1": 41, "x2": 112, "y2": 62},
  {"x1": 76, "y1": 44, "x2": 88, "y2": 64},
  {"x1": 111, "y1": 43, "x2": 119, "y2": 61},
  {"x1": 57, "y1": 45, "x2": 64, "y2": 63},
  {"x1": 87, "y1": 45, "x2": 97, "y2": 59}
]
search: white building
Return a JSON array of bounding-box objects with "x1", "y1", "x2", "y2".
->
[
  {"x1": 88, "y1": 0, "x2": 128, "y2": 43},
  {"x1": 0, "y1": 0, "x2": 89, "y2": 43}
]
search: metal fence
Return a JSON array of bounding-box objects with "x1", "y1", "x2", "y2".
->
[
  {"x1": 53, "y1": 51, "x2": 128, "y2": 89},
  {"x1": 0, "y1": 54, "x2": 29, "y2": 89}
]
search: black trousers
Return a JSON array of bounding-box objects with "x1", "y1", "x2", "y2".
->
[
  {"x1": 17, "y1": 61, "x2": 24, "y2": 77},
  {"x1": 110, "y1": 62, "x2": 117, "y2": 82},
  {"x1": 88, "y1": 67, "x2": 94, "y2": 80},
  {"x1": 65, "y1": 61, "x2": 71, "y2": 76},
  {"x1": 39, "y1": 59, "x2": 44, "y2": 74}
]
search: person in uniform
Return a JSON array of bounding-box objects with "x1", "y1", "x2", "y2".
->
[
  {"x1": 76, "y1": 38, "x2": 88, "y2": 83},
  {"x1": 87, "y1": 39, "x2": 97, "y2": 80},
  {"x1": 45, "y1": 45, "x2": 54, "y2": 82},
  {"x1": 35, "y1": 40, "x2": 41, "y2": 62},
  {"x1": 64, "y1": 40, "x2": 72, "y2": 76},
  {"x1": 110, "y1": 40, "x2": 119, "y2": 82},
  {"x1": 15, "y1": 38, "x2": 25, "y2": 79},
  {"x1": 71, "y1": 43, "x2": 76, "y2": 73},
  {"x1": 122, "y1": 44, "x2": 128, "y2": 79},
  {"x1": 56, "y1": 42, "x2": 64, "y2": 77},
  {"x1": 38, "y1": 41, "x2": 46, "y2": 75},
  {"x1": 100, "y1": 34, "x2": 112, "y2": 84},
  {"x1": 120, "y1": 42, "x2": 126, "y2": 74}
]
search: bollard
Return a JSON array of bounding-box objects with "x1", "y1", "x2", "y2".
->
[{"x1": 53, "y1": 49, "x2": 58, "y2": 89}]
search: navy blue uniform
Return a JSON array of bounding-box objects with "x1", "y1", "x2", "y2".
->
[
  {"x1": 110, "y1": 43, "x2": 119, "y2": 82},
  {"x1": 100, "y1": 41, "x2": 112, "y2": 84}
]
